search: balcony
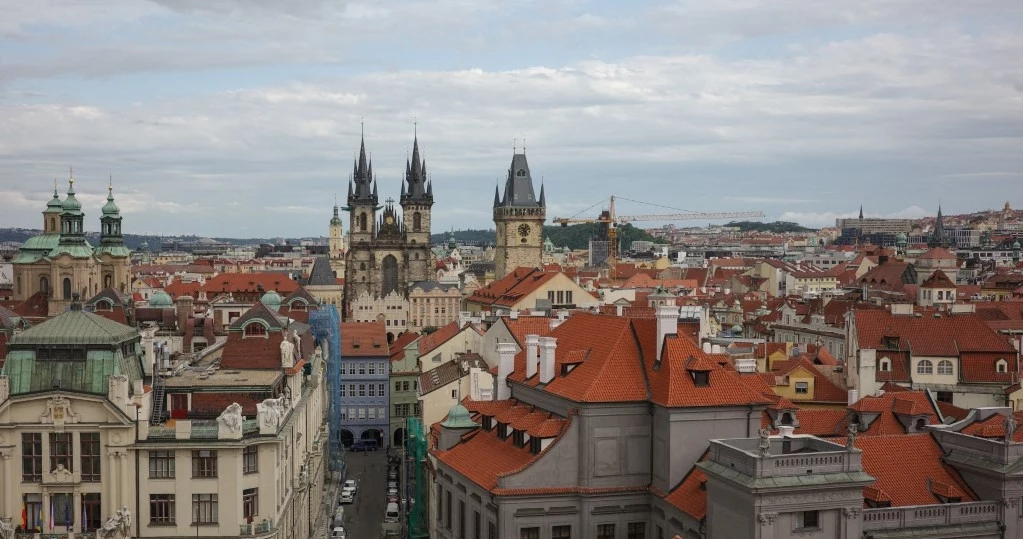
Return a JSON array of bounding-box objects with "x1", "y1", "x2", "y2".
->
[
  {"x1": 706, "y1": 436, "x2": 865, "y2": 479},
  {"x1": 862, "y1": 500, "x2": 1002, "y2": 531},
  {"x1": 239, "y1": 519, "x2": 274, "y2": 537}
]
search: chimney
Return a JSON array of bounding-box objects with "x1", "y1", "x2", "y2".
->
[
  {"x1": 712, "y1": 344, "x2": 722, "y2": 354},
  {"x1": 525, "y1": 334, "x2": 540, "y2": 379},
  {"x1": 656, "y1": 305, "x2": 680, "y2": 360},
  {"x1": 175, "y1": 295, "x2": 194, "y2": 331},
  {"x1": 777, "y1": 425, "x2": 795, "y2": 437},
  {"x1": 509, "y1": 309, "x2": 519, "y2": 320},
  {"x1": 615, "y1": 303, "x2": 624, "y2": 317},
  {"x1": 702, "y1": 342, "x2": 712, "y2": 354},
  {"x1": 539, "y1": 337, "x2": 557, "y2": 384},
  {"x1": 496, "y1": 342, "x2": 516, "y2": 400},
  {"x1": 848, "y1": 389, "x2": 860, "y2": 406}
]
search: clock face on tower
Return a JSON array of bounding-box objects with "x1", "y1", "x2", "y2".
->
[
  {"x1": 385, "y1": 216, "x2": 394, "y2": 225},
  {"x1": 518, "y1": 224, "x2": 531, "y2": 237}
]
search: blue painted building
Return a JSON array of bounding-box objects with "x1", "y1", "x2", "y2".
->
[{"x1": 339, "y1": 321, "x2": 391, "y2": 448}]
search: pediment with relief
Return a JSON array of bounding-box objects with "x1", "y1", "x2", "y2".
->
[{"x1": 40, "y1": 397, "x2": 81, "y2": 432}]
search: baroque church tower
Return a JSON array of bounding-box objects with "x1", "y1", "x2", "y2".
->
[
  {"x1": 493, "y1": 151, "x2": 546, "y2": 279},
  {"x1": 328, "y1": 200, "x2": 346, "y2": 278},
  {"x1": 342, "y1": 130, "x2": 435, "y2": 314}
]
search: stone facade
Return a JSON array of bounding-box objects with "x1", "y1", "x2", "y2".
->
[
  {"x1": 408, "y1": 281, "x2": 462, "y2": 332},
  {"x1": 349, "y1": 289, "x2": 409, "y2": 343},
  {"x1": 493, "y1": 152, "x2": 546, "y2": 280},
  {"x1": 343, "y1": 134, "x2": 434, "y2": 307}
]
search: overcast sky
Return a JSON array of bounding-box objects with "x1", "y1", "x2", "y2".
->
[{"x1": 1, "y1": 0, "x2": 1022, "y2": 237}]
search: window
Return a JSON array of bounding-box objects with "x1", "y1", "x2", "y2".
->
[
  {"x1": 340, "y1": 384, "x2": 347, "y2": 398},
  {"x1": 243, "y1": 488, "x2": 258, "y2": 520},
  {"x1": 50, "y1": 432, "x2": 73, "y2": 472},
  {"x1": 520, "y1": 528, "x2": 540, "y2": 539},
  {"x1": 395, "y1": 381, "x2": 402, "y2": 391},
  {"x1": 692, "y1": 371, "x2": 710, "y2": 387},
  {"x1": 459, "y1": 500, "x2": 465, "y2": 539},
  {"x1": 80, "y1": 432, "x2": 101, "y2": 481},
  {"x1": 63, "y1": 277, "x2": 72, "y2": 300},
  {"x1": 379, "y1": 407, "x2": 386, "y2": 418},
  {"x1": 22, "y1": 433, "x2": 42, "y2": 482},
  {"x1": 243, "y1": 446, "x2": 258, "y2": 474},
  {"x1": 359, "y1": 384, "x2": 366, "y2": 397},
  {"x1": 192, "y1": 494, "x2": 218, "y2": 524},
  {"x1": 403, "y1": 381, "x2": 411, "y2": 391},
  {"x1": 437, "y1": 485, "x2": 444, "y2": 528},
  {"x1": 997, "y1": 359, "x2": 1008, "y2": 373},
  {"x1": 24, "y1": 494, "x2": 43, "y2": 531},
  {"x1": 358, "y1": 408, "x2": 366, "y2": 420},
  {"x1": 566, "y1": 291, "x2": 573, "y2": 305},
  {"x1": 553, "y1": 525, "x2": 571, "y2": 539},
  {"x1": 936, "y1": 391, "x2": 954, "y2": 404},
  {"x1": 794, "y1": 381, "x2": 809, "y2": 394},
  {"x1": 244, "y1": 323, "x2": 266, "y2": 337},
  {"x1": 917, "y1": 360, "x2": 934, "y2": 375},
  {"x1": 474, "y1": 511, "x2": 481, "y2": 539},
  {"x1": 627, "y1": 522, "x2": 646, "y2": 539},
  {"x1": 379, "y1": 383, "x2": 386, "y2": 395},
  {"x1": 489, "y1": 522, "x2": 497, "y2": 539},
  {"x1": 150, "y1": 494, "x2": 175, "y2": 524},
  {"x1": 192, "y1": 450, "x2": 217, "y2": 478},
  {"x1": 149, "y1": 450, "x2": 175, "y2": 478},
  {"x1": 451, "y1": 388, "x2": 458, "y2": 399},
  {"x1": 368, "y1": 408, "x2": 376, "y2": 420},
  {"x1": 82, "y1": 493, "x2": 102, "y2": 531},
  {"x1": 359, "y1": 363, "x2": 366, "y2": 375},
  {"x1": 937, "y1": 360, "x2": 954, "y2": 375},
  {"x1": 656, "y1": 525, "x2": 664, "y2": 539},
  {"x1": 879, "y1": 358, "x2": 891, "y2": 372},
  {"x1": 368, "y1": 363, "x2": 376, "y2": 375},
  {"x1": 348, "y1": 363, "x2": 356, "y2": 375},
  {"x1": 557, "y1": 291, "x2": 564, "y2": 304},
  {"x1": 445, "y1": 491, "x2": 452, "y2": 530},
  {"x1": 52, "y1": 493, "x2": 73, "y2": 527},
  {"x1": 597, "y1": 524, "x2": 615, "y2": 539},
  {"x1": 798, "y1": 510, "x2": 819, "y2": 530},
  {"x1": 369, "y1": 384, "x2": 376, "y2": 397}
]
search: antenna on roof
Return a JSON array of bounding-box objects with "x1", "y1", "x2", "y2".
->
[
  {"x1": 523, "y1": 137, "x2": 526, "y2": 153},
  {"x1": 513, "y1": 138, "x2": 517, "y2": 153}
]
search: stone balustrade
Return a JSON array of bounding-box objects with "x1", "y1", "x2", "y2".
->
[{"x1": 862, "y1": 500, "x2": 1002, "y2": 531}]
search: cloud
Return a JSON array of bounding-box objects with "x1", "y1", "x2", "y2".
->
[{"x1": 0, "y1": 1, "x2": 1022, "y2": 236}]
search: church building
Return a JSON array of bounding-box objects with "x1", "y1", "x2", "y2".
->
[
  {"x1": 11, "y1": 176, "x2": 131, "y2": 316},
  {"x1": 343, "y1": 132, "x2": 434, "y2": 312}
]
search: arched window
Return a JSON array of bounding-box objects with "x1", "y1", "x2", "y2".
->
[
  {"x1": 780, "y1": 413, "x2": 793, "y2": 426},
  {"x1": 937, "y1": 360, "x2": 953, "y2": 375},
  {"x1": 104, "y1": 275, "x2": 112, "y2": 289},
  {"x1": 359, "y1": 213, "x2": 367, "y2": 232},
  {"x1": 96, "y1": 300, "x2": 113, "y2": 312},
  {"x1": 244, "y1": 323, "x2": 267, "y2": 338},
  {"x1": 914, "y1": 418, "x2": 926, "y2": 430},
  {"x1": 414, "y1": 252, "x2": 419, "y2": 260},
  {"x1": 62, "y1": 278, "x2": 72, "y2": 300},
  {"x1": 39, "y1": 276, "x2": 49, "y2": 296},
  {"x1": 49, "y1": 217, "x2": 55, "y2": 232},
  {"x1": 997, "y1": 359, "x2": 1008, "y2": 374},
  {"x1": 879, "y1": 358, "x2": 890, "y2": 372},
  {"x1": 916, "y1": 360, "x2": 933, "y2": 375},
  {"x1": 516, "y1": 169, "x2": 525, "y2": 177},
  {"x1": 413, "y1": 212, "x2": 421, "y2": 232},
  {"x1": 360, "y1": 262, "x2": 366, "y2": 271}
]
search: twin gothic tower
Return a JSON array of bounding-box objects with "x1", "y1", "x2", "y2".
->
[
  {"x1": 341, "y1": 131, "x2": 547, "y2": 310},
  {"x1": 343, "y1": 133, "x2": 435, "y2": 304}
]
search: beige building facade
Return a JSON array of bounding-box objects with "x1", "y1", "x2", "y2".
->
[{"x1": 408, "y1": 281, "x2": 462, "y2": 332}]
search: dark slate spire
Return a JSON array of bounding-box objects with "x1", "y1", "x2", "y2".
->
[
  {"x1": 493, "y1": 184, "x2": 501, "y2": 208},
  {"x1": 497, "y1": 152, "x2": 539, "y2": 208},
  {"x1": 538, "y1": 181, "x2": 546, "y2": 207},
  {"x1": 401, "y1": 132, "x2": 433, "y2": 205},
  {"x1": 859, "y1": 205, "x2": 863, "y2": 219},
  {"x1": 349, "y1": 129, "x2": 377, "y2": 205}
]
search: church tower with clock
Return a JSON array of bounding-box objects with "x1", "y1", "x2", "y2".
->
[{"x1": 493, "y1": 151, "x2": 546, "y2": 279}]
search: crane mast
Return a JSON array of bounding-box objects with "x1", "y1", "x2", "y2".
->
[{"x1": 553, "y1": 195, "x2": 765, "y2": 279}]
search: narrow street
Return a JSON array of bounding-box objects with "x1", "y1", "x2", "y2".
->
[{"x1": 338, "y1": 450, "x2": 389, "y2": 538}]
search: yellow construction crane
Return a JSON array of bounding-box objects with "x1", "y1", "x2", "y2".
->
[{"x1": 553, "y1": 195, "x2": 765, "y2": 279}]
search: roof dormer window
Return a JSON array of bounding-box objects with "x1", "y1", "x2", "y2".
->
[
  {"x1": 997, "y1": 359, "x2": 1008, "y2": 373},
  {"x1": 691, "y1": 371, "x2": 710, "y2": 387},
  {"x1": 244, "y1": 323, "x2": 267, "y2": 338}
]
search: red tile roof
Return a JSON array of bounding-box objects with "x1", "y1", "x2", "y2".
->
[
  {"x1": 772, "y1": 358, "x2": 848, "y2": 404},
  {"x1": 855, "y1": 309, "x2": 1016, "y2": 356},
  {"x1": 202, "y1": 273, "x2": 298, "y2": 295},
  {"x1": 663, "y1": 453, "x2": 709, "y2": 521},
  {"x1": 340, "y1": 322, "x2": 389, "y2": 357},
  {"x1": 848, "y1": 390, "x2": 941, "y2": 436},
  {"x1": 418, "y1": 321, "x2": 463, "y2": 356},
  {"x1": 917, "y1": 247, "x2": 956, "y2": 261},
  {"x1": 389, "y1": 331, "x2": 420, "y2": 362},
  {"x1": 920, "y1": 269, "x2": 956, "y2": 289},
  {"x1": 838, "y1": 434, "x2": 977, "y2": 507},
  {"x1": 500, "y1": 316, "x2": 554, "y2": 347}
]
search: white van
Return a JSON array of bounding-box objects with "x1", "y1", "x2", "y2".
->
[
  {"x1": 384, "y1": 502, "x2": 399, "y2": 523},
  {"x1": 332, "y1": 507, "x2": 345, "y2": 528}
]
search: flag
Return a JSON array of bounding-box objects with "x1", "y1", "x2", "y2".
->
[
  {"x1": 20, "y1": 507, "x2": 26, "y2": 529},
  {"x1": 48, "y1": 498, "x2": 54, "y2": 530},
  {"x1": 83, "y1": 506, "x2": 88, "y2": 532},
  {"x1": 65, "y1": 500, "x2": 71, "y2": 531}
]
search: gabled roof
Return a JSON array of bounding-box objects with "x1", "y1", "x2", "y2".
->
[
  {"x1": 855, "y1": 309, "x2": 1015, "y2": 356},
  {"x1": 340, "y1": 322, "x2": 389, "y2": 357},
  {"x1": 228, "y1": 300, "x2": 285, "y2": 331},
  {"x1": 282, "y1": 286, "x2": 317, "y2": 306},
  {"x1": 848, "y1": 390, "x2": 941, "y2": 435},
  {"x1": 663, "y1": 453, "x2": 709, "y2": 521},
  {"x1": 202, "y1": 273, "x2": 298, "y2": 295},
  {"x1": 304, "y1": 256, "x2": 336, "y2": 286},
  {"x1": 917, "y1": 247, "x2": 956, "y2": 261},
  {"x1": 499, "y1": 316, "x2": 554, "y2": 348},
  {"x1": 389, "y1": 331, "x2": 420, "y2": 362},
  {"x1": 770, "y1": 358, "x2": 848, "y2": 404},
  {"x1": 419, "y1": 354, "x2": 488, "y2": 396},
  {"x1": 920, "y1": 269, "x2": 956, "y2": 289},
  {"x1": 419, "y1": 321, "x2": 465, "y2": 357},
  {"x1": 12, "y1": 308, "x2": 137, "y2": 345}
]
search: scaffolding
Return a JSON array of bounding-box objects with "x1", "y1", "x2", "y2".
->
[
  {"x1": 310, "y1": 305, "x2": 344, "y2": 474},
  {"x1": 406, "y1": 417, "x2": 429, "y2": 539}
]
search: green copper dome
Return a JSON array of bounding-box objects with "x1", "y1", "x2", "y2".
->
[
  {"x1": 261, "y1": 290, "x2": 282, "y2": 312},
  {"x1": 1014, "y1": 240, "x2": 1021, "y2": 250},
  {"x1": 45, "y1": 186, "x2": 63, "y2": 214},
  {"x1": 102, "y1": 184, "x2": 120, "y2": 216},
  {"x1": 62, "y1": 179, "x2": 83, "y2": 215},
  {"x1": 441, "y1": 402, "x2": 477, "y2": 429},
  {"x1": 149, "y1": 290, "x2": 173, "y2": 308}
]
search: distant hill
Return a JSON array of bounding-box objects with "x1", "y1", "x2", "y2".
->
[
  {"x1": 0, "y1": 228, "x2": 278, "y2": 251},
  {"x1": 430, "y1": 224, "x2": 659, "y2": 251},
  {"x1": 724, "y1": 221, "x2": 817, "y2": 233}
]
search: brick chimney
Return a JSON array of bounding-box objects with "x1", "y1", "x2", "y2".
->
[
  {"x1": 539, "y1": 337, "x2": 558, "y2": 384},
  {"x1": 525, "y1": 334, "x2": 540, "y2": 379},
  {"x1": 656, "y1": 305, "x2": 680, "y2": 360},
  {"x1": 175, "y1": 295, "x2": 194, "y2": 332}
]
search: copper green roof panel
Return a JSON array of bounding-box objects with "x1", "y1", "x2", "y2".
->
[
  {"x1": 93, "y1": 245, "x2": 132, "y2": 257},
  {"x1": 48, "y1": 244, "x2": 97, "y2": 259},
  {"x1": 13, "y1": 310, "x2": 137, "y2": 345},
  {"x1": 3, "y1": 348, "x2": 143, "y2": 396},
  {"x1": 19, "y1": 234, "x2": 61, "y2": 252},
  {"x1": 12, "y1": 252, "x2": 47, "y2": 264}
]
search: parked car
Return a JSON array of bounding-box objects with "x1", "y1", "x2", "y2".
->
[
  {"x1": 387, "y1": 486, "x2": 398, "y2": 497},
  {"x1": 387, "y1": 480, "x2": 398, "y2": 490},
  {"x1": 388, "y1": 469, "x2": 398, "y2": 480},
  {"x1": 384, "y1": 502, "x2": 400, "y2": 523},
  {"x1": 343, "y1": 479, "x2": 358, "y2": 492},
  {"x1": 339, "y1": 491, "x2": 355, "y2": 504},
  {"x1": 331, "y1": 508, "x2": 345, "y2": 528},
  {"x1": 350, "y1": 439, "x2": 378, "y2": 452},
  {"x1": 331, "y1": 526, "x2": 347, "y2": 539}
]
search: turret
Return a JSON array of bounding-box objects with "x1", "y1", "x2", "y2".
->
[
  {"x1": 100, "y1": 177, "x2": 123, "y2": 244},
  {"x1": 43, "y1": 180, "x2": 63, "y2": 234},
  {"x1": 59, "y1": 175, "x2": 85, "y2": 242}
]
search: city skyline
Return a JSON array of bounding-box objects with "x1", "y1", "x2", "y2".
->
[{"x1": 2, "y1": 0, "x2": 1022, "y2": 236}]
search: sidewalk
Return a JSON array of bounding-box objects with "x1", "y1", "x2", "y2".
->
[{"x1": 310, "y1": 469, "x2": 344, "y2": 539}]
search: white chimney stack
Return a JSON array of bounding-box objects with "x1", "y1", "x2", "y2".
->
[
  {"x1": 525, "y1": 334, "x2": 540, "y2": 379},
  {"x1": 615, "y1": 303, "x2": 624, "y2": 317},
  {"x1": 539, "y1": 337, "x2": 557, "y2": 384},
  {"x1": 778, "y1": 425, "x2": 795, "y2": 437},
  {"x1": 712, "y1": 344, "x2": 722, "y2": 354},
  {"x1": 702, "y1": 342, "x2": 712, "y2": 354},
  {"x1": 848, "y1": 389, "x2": 860, "y2": 406},
  {"x1": 509, "y1": 309, "x2": 519, "y2": 320},
  {"x1": 496, "y1": 342, "x2": 517, "y2": 400},
  {"x1": 656, "y1": 305, "x2": 680, "y2": 360}
]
